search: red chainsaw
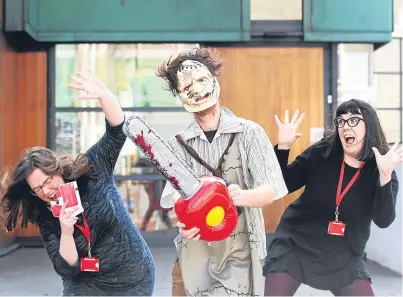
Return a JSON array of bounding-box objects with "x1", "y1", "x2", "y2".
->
[{"x1": 123, "y1": 116, "x2": 240, "y2": 242}]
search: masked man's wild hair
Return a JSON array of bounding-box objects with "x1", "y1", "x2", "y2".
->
[{"x1": 156, "y1": 47, "x2": 223, "y2": 96}]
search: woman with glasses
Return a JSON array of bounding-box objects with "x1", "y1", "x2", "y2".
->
[
  {"x1": 263, "y1": 99, "x2": 401, "y2": 296},
  {"x1": 1, "y1": 73, "x2": 155, "y2": 296}
]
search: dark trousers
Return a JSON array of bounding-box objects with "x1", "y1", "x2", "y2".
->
[{"x1": 264, "y1": 273, "x2": 375, "y2": 296}]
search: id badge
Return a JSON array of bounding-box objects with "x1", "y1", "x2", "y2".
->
[
  {"x1": 328, "y1": 221, "x2": 346, "y2": 236},
  {"x1": 80, "y1": 257, "x2": 100, "y2": 272}
]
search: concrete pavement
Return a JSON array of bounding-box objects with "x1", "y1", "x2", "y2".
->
[{"x1": 0, "y1": 246, "x2": 401, "y2": 296}]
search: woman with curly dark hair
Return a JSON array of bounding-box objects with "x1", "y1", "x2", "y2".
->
[{"x1": 1, "y1": 73, "x2": 155, "y2": 296}]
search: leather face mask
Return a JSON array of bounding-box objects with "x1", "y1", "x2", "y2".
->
[{"x1": 176, "y1": 60, "x2": 220, "y2": 113}]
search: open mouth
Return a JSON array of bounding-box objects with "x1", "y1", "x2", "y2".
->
[
  {"x1": 344, "y1": 135, "x2": 355, "y2": 144},
  {"x1": 49, "y1": 190, "x2": 61, "y2": 201},
  {"x1": 196, "y1": 92, "x2": 210, "y2": 102}
]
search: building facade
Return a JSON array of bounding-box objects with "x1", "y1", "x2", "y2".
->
[{"x1": 0, "y1": 0, "x2": 399, "y2": 256}]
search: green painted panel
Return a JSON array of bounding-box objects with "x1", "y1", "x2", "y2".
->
[
  {"x1": 304, "y1": 0, "x2": 393, "y2": 43},
  {"x1": 5, "y1": 0, "x2": 250, "y2": 42}
]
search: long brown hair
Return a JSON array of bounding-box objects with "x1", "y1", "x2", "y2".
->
[{"x1": 1, "y1": 147, "x2": 98, "y2": 232}]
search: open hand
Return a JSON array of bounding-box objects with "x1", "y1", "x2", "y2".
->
[
  {"x1": 68, "y1": 72, "x2": 114, "y2": 101},
  {"x1": 176, "y1": 221, "x2": 200, "y2": 240},
  {"x1": 59, "y1": 200, "x2": 79, "y2": 236},
  {"x1": 373, "y1": 140, "x2": 403, "y2": 184},
  {"x1": 275, "y1": 109, "x2": 305, "y2": 149}
]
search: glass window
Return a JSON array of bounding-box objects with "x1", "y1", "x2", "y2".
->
[
  {"x1": 55, "y1": 44, "x2": 199, "y2": 108},
  {"x1": 338, "y1": 44, "x2": 373, "y2": 91},
  {"x1": 377, "y1": 110, "x2": 402, "y2": 143},
  {"x1": 372, "y1": 38, "x2": 403, "y2": 144},
  {"x1": 250, "y1": 0, "x2": 302, "y2": 20},
  {"x1": 372, "y1": 74, "x2": 401, "y2": 108},
  {"x1": 54, "y1": 111, "x2": 194, "y2": 176},
  {"x1": 395, "y1": 0, "x2": 403, "y2": 36},
  {"x1": 53, "y1": 43, "x2": 202, "y2": 233},
  {"x1": 115, "y1": 179, "x2": 178, "y2": 231},
  {"x1": 373, "y1": 39, "x2": 401, "y2": 73},
  {"x1": 338, "y1": 40, "x2": 403, "y2": 144}
]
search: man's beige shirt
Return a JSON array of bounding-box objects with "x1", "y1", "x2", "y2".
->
[{"x1": 161, "y1": 106, "x2": 288, "y2": 259}]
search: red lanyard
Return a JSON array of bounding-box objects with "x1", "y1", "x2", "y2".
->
[
  {"x1": 75, "y1": 213, "x2": 92, "y2": 257},
  {"x1": 335, "y1": 160, "x2": 365, "y2": 221}
]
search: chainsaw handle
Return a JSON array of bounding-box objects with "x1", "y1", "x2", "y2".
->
[{"x1": 223, "y1": 179, "x2": 243, "y2": 215}]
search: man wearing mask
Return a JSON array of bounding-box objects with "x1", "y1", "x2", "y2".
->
[{"x1": 157, "y1": 48, "x2": 288, "y2": 296}]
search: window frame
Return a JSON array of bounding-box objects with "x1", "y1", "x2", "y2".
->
[
  {"x1": 48, "y1": 45, "x2": 190, "y2": 181},
  {"x1": 373, "y1": 37, "x2": 403, "y2": 145},
  {"x1": 48, "y1": 20, "x2": 338, "y2": 180}
]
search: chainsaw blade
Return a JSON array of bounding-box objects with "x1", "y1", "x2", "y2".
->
[{"x1": 123, "y1": 115, "x2": 202, "y2": 199}]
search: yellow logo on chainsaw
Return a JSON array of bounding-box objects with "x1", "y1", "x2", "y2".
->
[{"x1": 206, "y1": 206, "x2": 225, "y2": 227}]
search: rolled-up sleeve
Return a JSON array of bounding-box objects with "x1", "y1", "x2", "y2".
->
[
  {"x1": 39, "y1": 222, "x2": 80, "y2": 278},
  {"x1": 245, "y1": 123, "x2": 288, "y2": 200}
]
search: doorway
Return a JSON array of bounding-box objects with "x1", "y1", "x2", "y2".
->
[{"x1": 215, "y1": 45, "x2": 327, "y2": 232}]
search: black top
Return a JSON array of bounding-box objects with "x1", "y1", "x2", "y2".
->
[
  {"x1": 204, "y1": 130, "x2": 217, "y2": 143},
  {"x1": 38, "y1": 120, "x2": 155, "y2": 296},
  {"x1": 263, "y1": 142, "x2": 399, "y2": 290}
]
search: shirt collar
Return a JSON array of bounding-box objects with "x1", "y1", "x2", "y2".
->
[{"x1": 179, "y1": 106, "x2": 243, "y2": 142}]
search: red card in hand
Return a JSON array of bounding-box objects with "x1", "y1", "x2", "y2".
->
[
  {"x1": 50, "y1": 182, "x2": 84, "y2": 217},
  {"x1": 59, "y1": 181, "x2": 84, "y2": 217}
]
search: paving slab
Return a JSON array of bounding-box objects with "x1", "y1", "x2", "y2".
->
[{"x1": 0, "y1": 246, "x2": 401, "y2": 296}]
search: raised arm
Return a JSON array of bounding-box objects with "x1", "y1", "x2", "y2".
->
[
  {"x1": 371, "y1": 170, "x2": 399, "y2": 228},
  {"x1": 69, "y1": 73, "x2": 126, "y2": 176},
  {"x1": 274, "y1": 145, "x2": 313, "y2": 193},
  {"x1": 272, "y1": 109, "x2": 313, "y2": 193},
  {"x1": 371, "y1": 140, "x2": 402, "y2": 228}
]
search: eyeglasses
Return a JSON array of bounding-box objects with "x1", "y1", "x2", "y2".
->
[
  {"x1": 30, "y1": 176, "x2": 53, "y2": 196},
  {"x1": 334, "y1": 117, "x2": 364, "y2": 128}
]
